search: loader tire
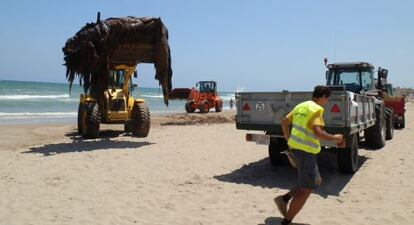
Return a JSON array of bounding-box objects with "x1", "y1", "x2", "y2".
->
[
  {"x1": 199, "y1": 100, "x2": 210, "y2": 113},
  {"x1": 83, "y1": 102, "x2": 100, "y2": 139},
  {"x1": 337, "y1": 133, "x2": 359, "y2": 174},
  {"x1": 131, "y1": 102, "x2": 150, "y2": 137},
  {"x1": 268, "y1": 138, "x2": 289, "y2": 167},
  {"x1": 185, "y1": 102, "x2": 195, "y2": 113},
  {"x1": 124, "y1": 121, "x2": 132, "y2": 133},
  {"x1": 385, "y1": 108, "x2": 394, "y2": 140},
  {"x1": 215, "y1": 100, "x2": 223, "y2": 112},
  {"x1": 365, "y1": 104, "x2": 386, "y2": 149},
  {"x1": 77, "y1": 103, "x2": 85, "y2": 135}
]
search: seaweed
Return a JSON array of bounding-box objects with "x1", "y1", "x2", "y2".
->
[{"x1": 62, "y1": 16, "x2": 172, "y2": 105}]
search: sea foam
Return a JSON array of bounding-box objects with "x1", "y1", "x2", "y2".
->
[
  {"x1": 0, "y1": 94, "x2": 70, "y2": 100},
  {"x1": 0, "y1": 112, "x2": 77, "y2": 119}
]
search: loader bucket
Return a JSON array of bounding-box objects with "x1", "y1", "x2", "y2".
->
[
  {"x1": 168, "y1": 88, "x2": 192, "y2": 100},
  {"x1": 63, "y1": 16, "x2": 173, "y2": 106}
]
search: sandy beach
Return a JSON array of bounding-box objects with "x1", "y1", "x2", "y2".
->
[{"x1": 0, "y1": 105, "x2": 413, "y2": 225}]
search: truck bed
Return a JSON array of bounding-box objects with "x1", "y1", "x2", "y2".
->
[{"x1": 235, "y1": 89, "x2": 376, "y2": 136}]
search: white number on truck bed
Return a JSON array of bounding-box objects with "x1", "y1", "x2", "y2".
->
[{"x1": 255, "y1": 102, "x2": 265, "y2": 111}]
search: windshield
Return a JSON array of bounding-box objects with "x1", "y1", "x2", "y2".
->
[
  {"x1": 108, "y1": 70, "x2": 126, "y2": 88},
  {"x1": 327, "y1": 68, "x2": 374, "y2": 92},
  {"x1": 198, "y1": 81, "x2": 216, "y2": 93}
]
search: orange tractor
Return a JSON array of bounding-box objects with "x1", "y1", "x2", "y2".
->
[{"x1": 169, "y1": 81, "x2": 223, "y2": 113}]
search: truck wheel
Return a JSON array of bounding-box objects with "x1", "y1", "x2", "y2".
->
[
  {"x1": 185, "y1": 102, "x2": 195, "y2": 113},
  {"x1": 337, "y1": 133, "x2": 359, "y2": 173},
  {"x1": 131, "y1": 102, "x2": 150, "y2": 137},
  {"x1": 268, "y1": 138, "x2": 289, "y2": 166},
  {"x1": 385, "y1": 108, "x2": 394, "y2": 140},
  {"x1": 365, "y1": 104, "x2": 386, "y2": 149},
  {"x1": 215, "y1": 100, "x2": 223, "y2": 112},
  {"x1": 394, "y1": 121, "x2": 399, "y2": 129},
  {"x1": 394, "y1": 115, "x2": 405, "y2": 129},
  {"x1": 401, "y1": 115, "x2": 405, "y2": 129},
  {"x1": 77, "y1": 103, "x2": 85, "y2": 134},
  {"x1": 83, "y1": 102, "x2": 100, "y2": 139},
  {"x1": 199, "y1": 100, "x2": 210, "y2": 113}
]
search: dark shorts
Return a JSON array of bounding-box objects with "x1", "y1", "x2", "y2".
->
[{"x1": 292, "y1": 149, "x2": 321, "y2": 190}]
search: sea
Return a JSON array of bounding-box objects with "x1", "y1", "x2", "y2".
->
[{"x1": 0, "y1": 80, "x2": 235, "y2": 125}]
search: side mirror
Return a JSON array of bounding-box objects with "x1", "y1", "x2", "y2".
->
[
  {"x1": 378, "y1": 67, "x2": 388, "y2": 79},
  {"x1": 134, "y1": 71, "x2": 138, "y2": 78},
  {"x1": 380, "y1": 69, "x2": 388, "y2": 79},
  {"x1": 380, "y1": 78, "x2": 387, "y2": 87},
  {"x1": 130, "y1": 83, "x2": 137, "y2": 91}
]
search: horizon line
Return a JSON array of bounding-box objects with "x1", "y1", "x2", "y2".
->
[{"x1": 0, "y1": 79, "x2": 236, "y2": 92}]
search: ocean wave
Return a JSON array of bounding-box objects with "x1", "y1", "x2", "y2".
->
[
  {"x1": 140, "y1": 94, "x2": 164, "y2": 98},
  {"x1": 0, "y1": 94, "x2": 70, "y2": 100},
  {"x1": 220, "y1": 94, "x2": 235, "y2": 101},
  {"x1": 235, "y1": 87, "x2": 245, "y2": 93},
  {"x1": 0, "y1": 112, "x2": 77, "y2": 119},
  {"x1": 58, "y1": 98, "x2": 79, "y2": 103}
]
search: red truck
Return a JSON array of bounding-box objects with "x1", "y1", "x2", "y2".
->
[{"x1": 382, "y1": 83, "x2": 406, "y2": 128}]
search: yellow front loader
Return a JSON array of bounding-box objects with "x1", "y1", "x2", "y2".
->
[
  {"x1": 63, "y1": 14, "x2": 172, "y2": 139},
  {"x1": 77, "y1": 64, "x2": 150, "y2": 138}
]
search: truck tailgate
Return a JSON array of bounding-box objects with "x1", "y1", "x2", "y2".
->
[{"x1": 235, "y1": 90, "x2": 351, "y2": 133}]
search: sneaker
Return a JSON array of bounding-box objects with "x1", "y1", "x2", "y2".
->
[
  {"x1": 274, "y1": 196, "x2": 287, "y2": 217},
  {"x1": 280, "y1": 218, "x2": 292, "y2": 225}
]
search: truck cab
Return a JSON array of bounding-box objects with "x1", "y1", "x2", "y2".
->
[{"x1": 326, "y1": 62, "x2": 375, "y2": 93}]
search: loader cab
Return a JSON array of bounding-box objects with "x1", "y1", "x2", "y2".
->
[
  {"x1": 326, "y1": 62, "x2": 375, "y2": 93},
  {"x1": 197, "y1": 81, "x2": 217, "y2": 94},
  {"x1": 108, "y1": 69, "x2": 137, "y2": 92},
  {"x1": 108, "y1": 70, "x2": 126, "y2": 89}
]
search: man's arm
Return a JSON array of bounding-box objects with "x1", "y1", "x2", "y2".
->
[
  {"x1": 312, "y1": 125, "x2": 343, "y2": 142},
  {"x1": 281, "y1": 117, "x2": 291, "y2": 141}
]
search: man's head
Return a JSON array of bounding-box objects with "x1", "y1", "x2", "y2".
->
[{"x1": 312, "y1": 85, "x2": 331, "y2": 106}]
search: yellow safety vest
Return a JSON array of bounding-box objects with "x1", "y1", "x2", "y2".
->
[{"x1": 288, "y1": 100, "x2": 323, "y2": 154}]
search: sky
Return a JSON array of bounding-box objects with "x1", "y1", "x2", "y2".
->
[{"x1": 0, "y1": 0, "x2": 413, "y2": 92}]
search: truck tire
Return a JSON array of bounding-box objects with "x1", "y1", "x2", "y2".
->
[
  {"x1": 185, "y1": 101, "x2": 195, "y2": 113},
  {"x1": 394, "y1": 118, "x2": 399, "y2": 129},
  {"x1": 365, "y1": 104, "x2": 386, "y2": 149},
  {"x1": 400, "y1": 115, "x2": 405, "y2": 129},
  {"x1": 215, "y1": 100, "x2": 223, "y2": 112},
  {"x1": 385, "y1": 108, "x2": 394, "y2": 140},
  {"x1": 268, "y1": 138, "x2": 289, "y2": 167},
  {"x1": 394, "y1": 115, "x2": 405, "y2": 129},
  {"x1": 131, "y1": 102, "x2": 150, "y2": 137},
  {"x1": 83, "y1": 102, "x2": 100, "y2": 139},
  {"x1": 77, "y1": 103, "x2": 85, "y2": 135},
  {"x1": 337, "y1": 133, "x2": 359, "y2": 174},
  {"x1": 199, "y1": 100, "x2": 210, "y2": 113}
]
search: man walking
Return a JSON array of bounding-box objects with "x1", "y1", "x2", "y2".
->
[{"x1": 275, "y1": 85, "x2": 344, "y2": 225}]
